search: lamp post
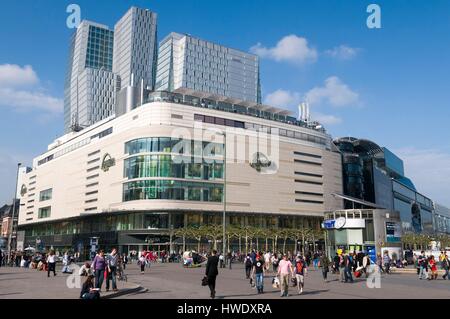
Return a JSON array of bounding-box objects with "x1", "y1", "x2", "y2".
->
[
  {"x1": 215, "y1": 131, "x2": 227, "y2": 255},
  {"x1": 8, "y1": 162, "x2": 22, "y2": 259}
]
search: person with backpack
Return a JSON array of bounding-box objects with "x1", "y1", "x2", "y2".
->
[
  {"x1": 251, "y1": 254, "x2": 266, "y2": 294},
  {"x1": 294, "y1": 255, "x2": 307, "y2": 294},
  {"x1": 320, "y1": 253, "x2": 330, "y2": 282},
  {"x1": 244, "y1": 254, "x2": 253, "y2": 279},
  {"x1": 344, "y1": 253, "x2": 354, "y2": 283}
]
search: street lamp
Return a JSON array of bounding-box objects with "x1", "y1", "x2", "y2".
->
[
  {"x1": 8, "y1": 162, "x2": 22, "y2": 259},
  {"x1": 215, "y1": 131, "x2": 227, "y2": 255}
]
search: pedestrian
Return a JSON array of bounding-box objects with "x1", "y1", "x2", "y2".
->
[
  {"x1": 92, "y1": 250, "x2": 107, "y2": 290},
  {"x1": 219, "y1": 253, "x2": 225, "y2": 268},
  {"x1": 62, "y1": 251, "x2": 71, "y2": 273},
  {"x1": 320, "y1": 253, "x2": 330, "y2": 282},
  {"x1": 79, "y1": 262, "x2": 93, "y2": 276},
  {"x1": 105, "y1": 248, "x2": 119, "y2": 292},
  {"x1": 46, "y1": 250, "x2": 57, "y2": 277},
  {"x1": 227, "y1": 251, "x2": 232, "y2": 269},
  {"x1": 383, "y1": 251, "x2": 391, "y2": 274},
  {"x1": 122, "y1": 253, "x2": 128, "y2": 270},
  {"x1": 272, "y1": 254, "x2": 279, "y2": 273},
  {"x1": 251, "y1": 254, "x2": 265, "y2": 294},
  {"x1": 442, "y1": 254, "x2": 449, "y2": 280},
  {"x1": 344, "y1": 253, "x2": 354, "y2": 283},
  {"x1": 138, "y1": 253, "x2": 146, "y2": 274},
  {"x1": 205, "y1": 250, "x2": 219, "y2": 299},
  {"x1": 313, "y1": 251, "x2": 319, "y2": 270},
  {"x1": 244, "y1": 254, "x2": 253, "y2": 279},
  {"x1": 428, "y1": 255, "x2": 438, "y2": 280},
  {"x1": 0, "y1": 249, "x2": 3, "y2": 268},
  {"x1": 339, "y1": 253, "x2": 346, "y2": 282},
  {"x1": 294, "y1": 255, "x2": 307, "y2": 294},
  {"x1": 277, "y1": 254, "x2": 294, "y2": 297},
  {"x1": 418, "y1": 251, "x2": 428, "y2": 280},
  {"x1": 362, "y1": 254, "x2": 371, "y2": 278},
  {"x1": 80, "y1": 275, "x2": 100, "y2": 300}
]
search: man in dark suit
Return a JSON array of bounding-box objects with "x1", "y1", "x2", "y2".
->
[{"x1": 205, "y1": 250, "x2": 219, "y2": 299}]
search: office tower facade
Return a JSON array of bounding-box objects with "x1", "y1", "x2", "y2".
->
[
  {"x1": 63, "y1": 21, "x2": 116, "y2": 133},
  {"x1": 155, "y1": 32, "x2": 261, "y2": 103},
  {"x1": 113, "y1": 7, "x2": 158, "y2": 115}
]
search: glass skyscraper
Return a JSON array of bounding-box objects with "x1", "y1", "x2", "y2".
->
[
  {"x1": 63, "y1": 21, "x2": 116, "y2": 133},
  {"x1": 155, "y1": 32, "x2": 261, "y2": 104},
  {"x1": 113, "y1": 7, "x2": 158, "y2": 92}
]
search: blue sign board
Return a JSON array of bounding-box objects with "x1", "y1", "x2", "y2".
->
[{"x1": 323, "y1": 220, "x2": 336, "y2": 229}]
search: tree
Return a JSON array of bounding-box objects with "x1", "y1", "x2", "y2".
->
[
  {"x1": 202, "y1": 225, "x2": 222, "y2": 251},
  {"x1": 174, "y1": 227, "x2": 191, "y2": 252}
]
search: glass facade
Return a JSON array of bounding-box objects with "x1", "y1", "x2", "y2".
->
[
  {"x1": 125, "y1": 137, "x2": 224, "y2": 157},
  {"x1": 123, "y1": 180, "x2": 223, "y2": 202},
  {"x1": 124, "y1": 155, "x2": 223, "y2": 180},
  {"x1": 85, "y1": 25, "x2": 114, "y2": 71},
  {"x1": 123, "y1": 137, "x2": 224, "y2": 202}
]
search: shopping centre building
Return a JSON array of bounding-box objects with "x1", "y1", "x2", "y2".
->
[{"x1": 17, "y1": 90, "x2": 343, "y2": 256}]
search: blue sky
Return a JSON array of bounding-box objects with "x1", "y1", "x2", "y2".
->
[{"x1": 0, "y1": 0, "x2": 449, "y2": 206}]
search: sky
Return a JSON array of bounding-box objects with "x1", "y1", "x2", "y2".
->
[{"x1": 0, "y1": 0, "x2": 449, "y2": 207}]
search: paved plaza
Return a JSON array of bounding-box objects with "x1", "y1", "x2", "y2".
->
[{"x1": 0, "y1": 262, "x2": 449, "y2": 299}]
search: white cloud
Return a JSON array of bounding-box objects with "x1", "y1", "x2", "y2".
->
[
  {"x1": 311, "y1": 112, "x2": 343, "y2": 125},
  {"x1": 394, "y1": 147, "x2": 450, "y2": 208},
  {"x1": 0, "y1": 64, "x2": 62, "y2": 114},
  {"x1": 250, "y1": 35, "x2": 318, "y2": 65},
  {"x1": 325, "y1": 45, "x2": 360, "y2": 60},
  {"x1": 305, "y1": 76, "x2": 359, "y2": 107},
  {"x1": 264, "y1": 89, "x2": 301, "y2": 108},
  {"x1": 0, "y1": 64, "x2": 39, "y2": 88}
]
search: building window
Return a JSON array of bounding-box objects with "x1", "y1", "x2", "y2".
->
[
  {"x1": 38, "y1": 206, "x2": 51, "y2": 219},
  {"x1": 39, "y1": 188, "x2": 52, "y2": 201}
]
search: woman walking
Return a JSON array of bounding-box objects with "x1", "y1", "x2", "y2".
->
[
  {"x1": 92, "y1": 250, "x2": 107, "y2": 290},
  {"x1": 46, "y1": 250, "x2": 57, "y2": 277},
  {"x1": 139, "y1": 253, "x2": 146, "y2": 274}
]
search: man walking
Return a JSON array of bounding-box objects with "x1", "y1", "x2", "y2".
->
[
  {"x1": 294, "y1": 255, "x2": 307, "y2": 294},
  {"x1": 383, "y1": 251, "x2": 391, "y2": 274},
  {"x1": 418, "y1": 251, "x2": 428, "y2": 280},
  {"x1": 344, "y1": 253, "x2": 354, "y2": 283},
  {"x1": 442, "y1": 254, "x2": 449, "y2": 280},
  {"x1": 278, "y1": 254, "x2": 294, "y2": 297},
  {"x1": 106, "y1": 248, "x2": 119, "y2": 292},
  {"x1": 251, "y1": 254, "x2": 265, "y2": 294},
  {"x1": 205, "y1": 250, "x2": 219, "y2": 299},
  {"x1": 244, "y1": 254, "x2": 253, "y2": 279},
  {"x1": 320, "y1": 253, "x2": 330, "y2": 282}
]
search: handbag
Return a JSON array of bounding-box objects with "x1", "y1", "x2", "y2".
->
[{"x1": 201, "y1": 276, "x2": 209, "y2": 286}]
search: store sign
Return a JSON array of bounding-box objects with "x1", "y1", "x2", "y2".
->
[
  {"x1": 249, "y1": 152, "x2": 272, "y2": 172},
  {"x1": 322, "y1": 217, "x2": 365, "y2": 229},
  {"x1": 101, "y1": 153, "x2": 116, "y2": 172},
  {"x1": 386, "y1": 222, "x2": 401, "y2": 242}
]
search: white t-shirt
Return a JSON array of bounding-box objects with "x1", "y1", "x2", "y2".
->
[{"x1": 47, "y1": 255, "x2": 57, "y2": 263}]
